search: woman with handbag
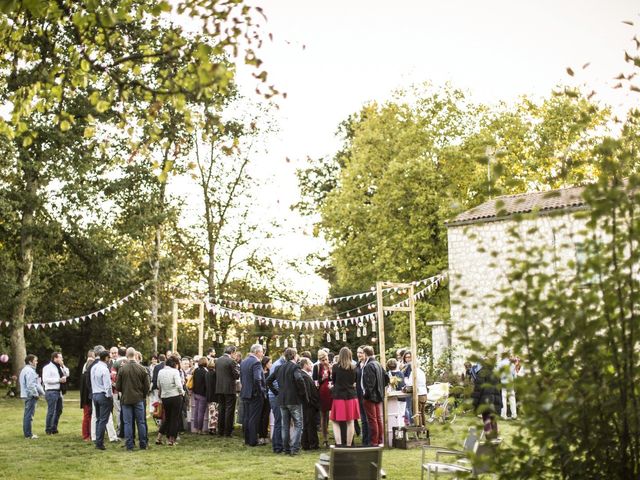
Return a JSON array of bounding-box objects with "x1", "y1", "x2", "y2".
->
[
  {"x1": 156, "y1": 357, "x2": 185, "y2": 446},
  {"x1": 204, "y1": 358, "x2": 218, "y2": 434}
]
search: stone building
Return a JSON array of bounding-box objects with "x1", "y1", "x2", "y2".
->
[{"x1": 446, "y1": 184, "x2": 591, "y2": 369}]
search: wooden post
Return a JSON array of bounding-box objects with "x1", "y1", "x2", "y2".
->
[
  {"x1": 172, "y1": 299, "x2": 178, "y2": 354},
  {"x1": 409, "y1": 284, "x2": 419, "y2": 424},
  {"x1": 198, "y1": 302, "x2": 204, "y2": 357},
  {"x1": 376, "y1": 282, "x2": 387, "y2": 446},
  {"x1": 375, "y1": 281, "x2": 418, "y2": 447},
  {"x1": 376, "y1": 282, "x2": 387, "y2": 370},
  {"x1": 171, "y1": 298, "x2": 206, "y2": 356}
]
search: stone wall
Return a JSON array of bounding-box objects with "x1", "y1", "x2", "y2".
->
[{"x1": 447, "y1": 210, "x2": 590, "y2": 371}]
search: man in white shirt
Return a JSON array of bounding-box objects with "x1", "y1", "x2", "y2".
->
[
  {"x1": 42, "y1": 352, "x2": 68, "y2": 435},
  {"x1": 91, "y1": 349, "x2": 114, "y2": 450},
  {"x1": 498, "y1": 351, "x2": 517, "y2": 420},
  {"x1": 19, "y1": 354, "x2": 45, "y2": 439}
]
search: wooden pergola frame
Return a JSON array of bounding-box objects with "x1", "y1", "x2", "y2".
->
[
  {"x1": 376, "y1": 281, "x2": 418, "y2": 446},
  {"x1": 171, "y1": 298, "x2": 205, "y2": 357}
]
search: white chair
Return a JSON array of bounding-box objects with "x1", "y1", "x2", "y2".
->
[{"x1": 420, "y1": 427, "x2": 479, "y2": 480}]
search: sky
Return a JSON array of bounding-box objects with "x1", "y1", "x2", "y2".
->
[{"x1": 177, "y1": 0, "x2": 640, "y2": 300}]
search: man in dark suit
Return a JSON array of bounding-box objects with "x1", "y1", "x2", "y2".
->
[
  {"x1": 151, "y1": 354, "x2": 166, "y2": 391},
  {"x1": 216, "y1": 345, "x2": 240, "y2": 437},
  {"x1": 299, "y1": 357, "x2": 320, "y2": 450},
  {"x1": 240, "y1": 344, "x2": 265, "y2": 446},
  {"x1": 266, "y1": 348, "x2": 307, "y2": 455}
]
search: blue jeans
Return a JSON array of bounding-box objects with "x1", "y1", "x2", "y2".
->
[
  {"x1": 405, "y1": 398, "x2": 413, "y2": 425},
  {"x1": 122, "y1": 401, "x2": 148, "y2": 450},
  {"x1": 280, "y1": 404, "x2": 303, "y2": 454},
  {"x1": 93, "y1": 393, "x2": 113, "y2": 448},
  {"x1": 45, "y1": 390, "x2": 63, "y2": 433},
  {"x1": 23, "y1": 397, "x2": 38, "y2": 438},
  {"x1": 358, "y1": 396, "x2": 370, "y2": 446},
  {"x1": 269, "y1": 395, "x2": 283, "y2": 452}
]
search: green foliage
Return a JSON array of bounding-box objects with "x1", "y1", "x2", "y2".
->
[
  {"x1": 486, "y1": 164, "x2": 640, "y2": 478},
  {"x1": 297, "y1": 83, "x2": 607, "y2": 354},
  {"x1": 0, "y1": 0, "x2": 274, "y2": 147}
]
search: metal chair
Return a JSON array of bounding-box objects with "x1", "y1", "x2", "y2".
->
[
  {"x1": 420, "y1": 427, "x2": 479, "y2": 480},
  {"x1": 315, "y1": 446, "x2": 386, "y2": 480}
]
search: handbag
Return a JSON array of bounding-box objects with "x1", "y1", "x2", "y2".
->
[{"x1": 152, "y1": 402, "x2": 163, "y2": 419}]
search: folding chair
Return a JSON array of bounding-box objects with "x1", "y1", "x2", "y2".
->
[{"x1": 315, "y1": 446, "x2": 386, "y2": 480}]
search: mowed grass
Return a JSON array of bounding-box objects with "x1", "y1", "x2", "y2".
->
[{"x1": 0, "y1": 392, "x2": 520, "y2": 479}]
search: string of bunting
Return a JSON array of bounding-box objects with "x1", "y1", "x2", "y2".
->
[
  {"x1": 206, "y1": 273, "x2": 446, "y2": 332},
  {"x1": 328, "y1": 273, "x2": 446, "y2": 305},
  {"x1": 0, "y1": 284, "x2": 147, "y2": 330},
  {"x1": 211, "y1": 273, "x2": 446, "y2": 310}
]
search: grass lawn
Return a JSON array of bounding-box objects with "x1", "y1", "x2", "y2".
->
[{"x1": 0, "y1": 392, "x2": 520, "y2": 479}]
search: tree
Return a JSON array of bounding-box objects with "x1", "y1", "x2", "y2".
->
[
  {"x1": 189, "y1": 102, "x2": 283, "y2": 343},
  {"x1": 0, "y1": 0, "x2": 271, "y2": 375},
  {"x1": 297, "y1": 83, "x2": 610, "y2": 353}
]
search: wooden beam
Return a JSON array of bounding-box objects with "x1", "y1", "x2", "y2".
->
[
  {"x1": 376, "y1": 281, "x2": 387, "y2": 447},
  {"x1": 409, "y1": 284, "x2": 419, "y2": 424},
  {"x1": 171, "y1": 298, "x2": 206, "y2": 356},
  {"x1": 384, "y1": 306, "x2": 412, "y2": 312},
  {"x1": 198, "y1": 302, "x2": 204, "y2": 357},
  {"x1": 172, "y1": 299, "x2": 178, "y2": 354},
  {"x1": 376, "y1": 280, "x2": 419, "y2": 445}
]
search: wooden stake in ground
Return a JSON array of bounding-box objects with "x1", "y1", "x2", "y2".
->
[{"x1": 172, "y1": 299, "x2": 205, "y2": 356}]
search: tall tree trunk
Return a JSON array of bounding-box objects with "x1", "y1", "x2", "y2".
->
[
  {"x1": 10, "y1": 172, "x2": 36, "y2": 378},
  {"x1": 150, "y1": 223, "x2": 162, "y2": 353},
  {"x1": 150, "y1": 162, "x2": 168, "y2": 354},
  {"x1": 205, "y1": 200, "x2": 216, "y2": 303}
]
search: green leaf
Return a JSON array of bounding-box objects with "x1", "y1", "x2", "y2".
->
[
  {"x1": 96, "y1": 101, "x2": 110, "y2": 113},
  {"x1": 60, "y1": 120, "x2": 71, "y2": 132},
  {"x1": 0, "y1": 0, "x2": 18, "y2": 14},
  {"x1": 23, "y1": 0, "x2": 48, "y2": 16},
  {"x1": 100, "y1": 8, "x2": 117, "y2": 27}
]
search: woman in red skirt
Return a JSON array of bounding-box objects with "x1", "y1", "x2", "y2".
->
[{"x1": 330, "y1": 347, "x2": 360, "y2": 447}]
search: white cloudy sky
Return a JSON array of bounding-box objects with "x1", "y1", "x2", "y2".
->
[{"x1": 178, "y1": 0, "x2": 640, "y2": 299}]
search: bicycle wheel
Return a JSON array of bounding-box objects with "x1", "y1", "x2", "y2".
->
[{"x1": 442, "y1": 397, "x2": 457, "y2": 424}]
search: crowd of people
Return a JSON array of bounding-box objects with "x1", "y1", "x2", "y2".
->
[{"x1": 17, "y1": 343, "x2": 523, "y2": 452}]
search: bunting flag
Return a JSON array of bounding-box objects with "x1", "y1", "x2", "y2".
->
[
  {"x1": 325, "y1": 273, "x2": 446, "y2": 305},
  {"x1": 204, "y1": 273, "x2": 446, "y2": 332},
  {"x1": 207, "y1": 302, "x2": 378, "y2": 331},
  {"x1": 0, "y1": 284, "x2": 146, "y2": 330},
  {"x1": 210, "y1": 272, "x2": 447, "y2": 310}
]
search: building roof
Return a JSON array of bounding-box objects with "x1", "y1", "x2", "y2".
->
[{"x1": 446, "y1": 184, "x2": 588, "y2": 227}]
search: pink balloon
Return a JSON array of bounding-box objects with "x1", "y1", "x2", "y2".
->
[{"x1": 0, "y1": 354, "x2": 8, "y2": 363}]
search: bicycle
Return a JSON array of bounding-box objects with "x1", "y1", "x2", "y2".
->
[{"x1": 424, "y1": 382, "x2": 457, "y2": 424}]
